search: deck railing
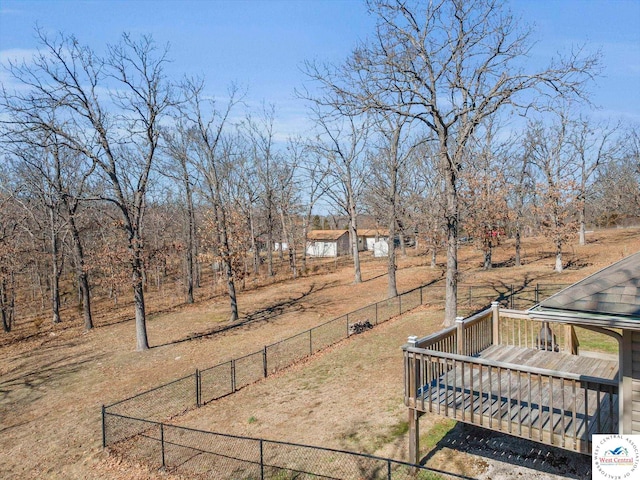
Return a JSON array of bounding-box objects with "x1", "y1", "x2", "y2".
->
[
  {"x1": 404, "y1": 304, "x2": 619, "y2": 454},
  {"x1": 497, "y1": 308, "x2": 576, "y2": 353}
]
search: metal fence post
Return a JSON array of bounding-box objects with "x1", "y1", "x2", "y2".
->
[
  {"x1": 195, "y1": 369, "x2": 201, "y2": 408},
  {"x1": 309, "y1": 329, "x2": 313, "y2": 356},
  {"x1": 101, "y1": 405, "x2": 106, "y2": 448},
  {"x1": 346, "y1": 313, "x2": 350, "y2": 337},
  {"x1": 231, "y1": 359, "x2": 236, "y2": 392},
  {"x1": 375, "y1": 302, "x2": 379, "y2": 325},
  {"x1": 387, "y1": 459, "x2": 392, "y2": 480},
  {"x1": 535, "y1": 283, "x2": 539, "y2": 304},
  {"x1": 260, "y1": 439, "x2": 265, "y2": 480},
  {"x1": 160, "y1": 423, "x2": 166, "y2": 468},
  {"x1": 398, "y1": 293, "x2": 402, "y2": 315},
  {"x1": 420, "y1": 286, "x2": 423, "y2": 305},
  {"x1": 263, "y1": 346, "x2": 268, "y2": 378}
]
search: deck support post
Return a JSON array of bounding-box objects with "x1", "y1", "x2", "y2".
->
[
  {"x1": 491, "y1": 301, "x2": 500, "y2": 345},
  {"x1": 408, "y1": 408, "x2": 424, "y2": 466},
  {"x1": 456, "y1": 317, "x2": 465, "y2": 355},
  {"x1": 564, "y1": 325, "x2": 579, "y2": 355}
]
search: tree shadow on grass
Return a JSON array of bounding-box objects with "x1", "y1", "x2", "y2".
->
[
  {"x1": 0, "y1": 351, "x2": 106, "y2": 400},
  {"x1": 153, "y1": 283, "x2": 328, "y2": 348}
]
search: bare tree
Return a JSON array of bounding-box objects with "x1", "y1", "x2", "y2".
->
[
  {"x1": 276, "y1": 137, "x2": 305, "y2": 279},
  {"x1": 406, "y1": 141, "x2": 445, "y2": 268},
  {"x1": 526, "y1": 113, "x2": 580, "y2": 272},
  {"x1": 0, "y1": 187, "x2": 23, "y2": 332},
  {"x1": 298, "y1": 149, "x2": 330, "y2": 273},
  {"x1": 461, "y1": 122, "x2": 511, "y2": 270},
  {"x1": 589, "y1": 125, "x2": 640, "y2": 226},
  {"x1": 2, "y1": 124, "x2": 97, "y2": 330},
  {"x1": 2, "y1": 31, "x2": 174, "y2": 349},
  {"x1": 305, "y1": 0, "x2": 600, "y2": 324},
  {"x1": 242, "y1": 105, "x2": 279, "y2": 277},
  {"x1": 570, "y1": 116, "x2": 622, "y2": 245},
  {"x1": 182, "y1": 79, "x2": 242, "y2": 321},
  {"x1": 367, "y1": 111, "x2": 421, "y2": 296},
  {"x1": 310, "y1": 111, "x2": 369, "y2": 284},
  {"x1": 162, "y1": 123, "x2": 201, "y2": 304}
]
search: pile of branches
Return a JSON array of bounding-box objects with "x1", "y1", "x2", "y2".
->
[{"x1": 349, "y1": 320, "x2": 373, "y2": 335}]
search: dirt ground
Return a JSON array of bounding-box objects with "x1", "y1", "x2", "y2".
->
[{"x1": 1, "y1": 228, "x2": 639, "y2": 479}]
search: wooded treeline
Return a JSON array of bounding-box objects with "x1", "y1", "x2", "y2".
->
[{"x1": 1, "y1": 1, "x2": 639, "y2": 348}]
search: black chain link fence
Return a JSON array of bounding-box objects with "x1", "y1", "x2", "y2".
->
[
  {"x1": 106, "y1": 416, "x2": 471, "y2": 479},
  {"x1": 103, "y1": 282, "x2": 566, "y2": 479}
]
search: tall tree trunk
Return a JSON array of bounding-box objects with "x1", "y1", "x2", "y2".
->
[
  {"x1": 249, "y1": 212, "x2": 260, "y2": 275},
  {"x1": 387, "y1": 157, "x2": 399, "y2": 297},
  {"x1": 579, "y1": 193, "x2": 586, "y2": 246},
  {"x1": 216, "y1": 203, "x2": 239, "y2": 322},
  {"x1": 443, "y1": 149, "x2": 459, "y2": 326},
  {"x1": 1, "y1": 275, "x2": 15, "y2": 332},
  {"x1": 348, "y1": 198, "x2": 361, "y2": 284},
  {"x1": 555, "y1": 242, "x2": 563, "y2": 272},
  {"x1": 267, "y1": 205, "x2": 274, "y2": 277},
  {"x1": 302, "y1": 216, "x2": 310, "y2": 273},
  {"x1": 131, "y1": 249, "x2": 149, "y2": 350},
  {"x1": 185, "y1": 240, "x2": 194, "y2": 304},
  {"x1": 483, "y1": 238, "x2": 492, "y2": 270},
  {"x1": 514, "y1": 222, "x2": 522, "y2": 267},
  {"x1": 184, "y1": 173, "x2": 196, "y2": 304},
  {"x1": 50, "y1": 209, "x2": 61, "y2": 325},
  {"x1": 69, "y1": 215, "x2": 93, "y2": 330},
  {"x1": 387, "y1": 219, "x2": 398, "y2": 298},
  {"x1": 280, "y1": 209, "x2": 297, "y2": 279}
]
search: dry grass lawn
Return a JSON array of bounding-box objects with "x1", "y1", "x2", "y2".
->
[{"x1": 1, "y1": 228, "x2": 639, "y2": 479}]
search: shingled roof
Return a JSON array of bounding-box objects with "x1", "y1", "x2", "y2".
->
[
  {"x1": 306, "y1": 230, "x2": 348, "y2": 241},
  {"x1": 535, "y1": 251, "x2": 640, "y2": 319}
]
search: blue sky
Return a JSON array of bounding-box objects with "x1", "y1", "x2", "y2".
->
[{"x1": 1, "y1": 0, "x2": 639, "y2": 137}]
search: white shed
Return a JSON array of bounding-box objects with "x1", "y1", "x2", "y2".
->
[
  {"x1": 306, "y1": 230, "x2": 350, "y2": 257},
  {"x1": 358, "y1": 229, "x2": 389, "y2": 252}
]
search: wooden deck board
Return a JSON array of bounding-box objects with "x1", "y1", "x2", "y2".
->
[{"x1": 415, "y1": 346, "x2": 619, "y2": 454}]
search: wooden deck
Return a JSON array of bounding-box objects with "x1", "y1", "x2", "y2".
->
[
  {"x1": 404, "y1": 305, "x2": 623, "y2": 460},
  {"x1": 482, "y1": 345, "x2": 619, "y2": 379},
  {"x1": 412, "y1": 345, "x2": 619, "y2": 453}
]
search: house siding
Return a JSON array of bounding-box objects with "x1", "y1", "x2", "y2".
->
[
  {"x1": 305, "y1": 232, "x2": 350, "y2": 257},
  {"x1": 632, "y1": 330, "x2": 640, "y2": 434}
]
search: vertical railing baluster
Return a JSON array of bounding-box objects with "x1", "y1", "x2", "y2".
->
[
  {"x1": 518, "y1": 374, "x2": 523, "y2": 437},
  {"x1": 572, "y1": 379, "x2": 578, "y2": 449},
  {"x1": 507, "y1": 369, "x2": 512, "y2": 434},
  {"x1": 596, "y1": 387, "x2": 602, "y2": 432},
  {"x1": 549, "y1": 376, "x2": 554, "y2": 445},
  {"x1": 528, "y1": 372, "x2": 533, "y2": 439},
  {"x1": 497, "y1": 367, "x2": 502, "y2": 431},
  {"x1": 584, "y1": 384, "x2": 589, "y2": 446},
  {"x1": 538, "y1": 374, "x2": 543, "y2": 441},
  {"x1": 488, "y1": 366, "x2": 493, "y2": 429},
  {"x1": 561, "y1": 378, "x2": 566, "y2": 448}
]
